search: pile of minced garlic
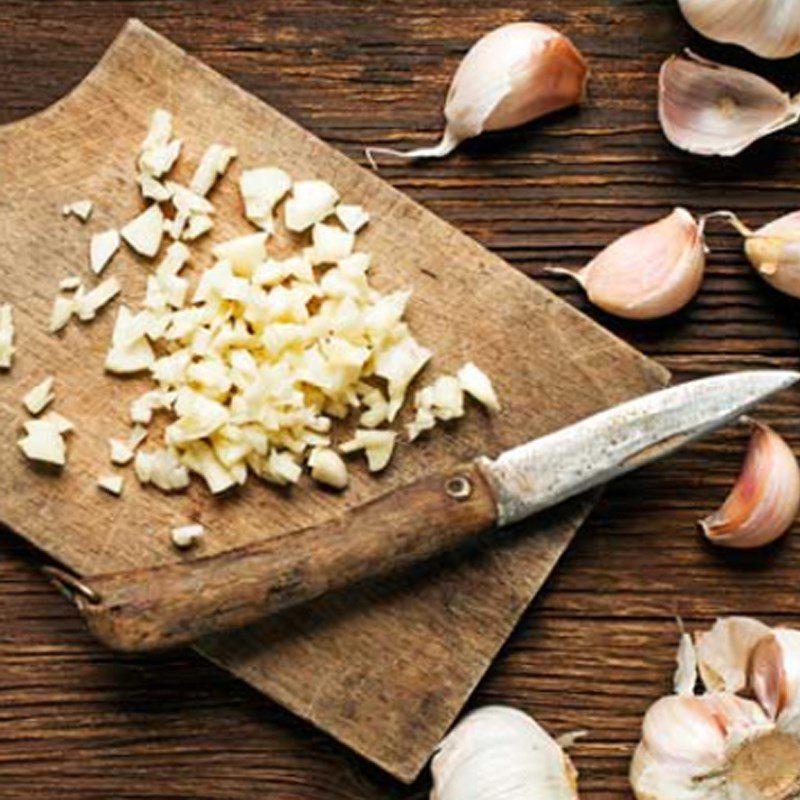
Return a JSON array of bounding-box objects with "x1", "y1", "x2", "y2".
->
[{"x1": 11, "y1": 109, "x2": 499, "y2": 537}]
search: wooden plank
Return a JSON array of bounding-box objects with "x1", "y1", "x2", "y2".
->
[
  {"x1": 0, "y1": 18, "x2": 665, "y2": 783},
  {"x1": 1, "y1": 1, "x2": 798, "y2": 797}
]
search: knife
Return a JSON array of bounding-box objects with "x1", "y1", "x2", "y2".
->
[{"x1": 51, "y1": 370, "x2": 798, "y2": 652}]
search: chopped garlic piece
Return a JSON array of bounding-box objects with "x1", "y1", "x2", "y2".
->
[
  {"x1": 0, "y1": 304, "x2": 14, "y2": 370},
  {"x1": 109, "y1": 438, "x2": 135, "y2": 465},
  {"x1": 212, "y1": 233, "x2": 267, "y2": 276},
  {"x1": 240, "y1": 167, "x2": 292, "y2": 228},
  {"x1": 167, "y1": 182, "x2": 215, "y2": 215},
  {"x1": 41, "y1": 411, "x2": 73, "y2": 434},
  {"x1": 141, "y1": 109, "x2": 173, "y2": 153},
  {"x1": 458, "y1": 362, "x2": 500, "y2": 412},
  {"x1": 50, "y1": 295, "x2": 74, "y2": 333},
  {"x1": 183, "y1": 213, "x2": 213, "y2": 241},
  {"x1": 59, "y1": 276, "x2": 81, "y2": 291},
  {"x1": 171, "y1": 523, "x2": 205, "y2": 549},
  {"x1": 134, "y1": 449, "x2": 190, "y2": 492},
  {"x1": 128, "y1": 425, "x2": 149, "y2": 450},
  {"x1": 340, "y1": 429, "x2": 397, "y2": 472},
  {"x1": 77, "y1": 277, "x2": 121, "y2": 321},
  {"x1": 336, "y1": 204, "x2": 369, "y2": 233},
  {"x1": 284, "y1": 180, "x2": 339, "y2": 232},
  {"x1": 90, "y1": 229, "x2": 120, "y2": 275},
  {"x1": 311, "y1": 222, "x2": 355, "y2": 264},
  {"x1": 190, "y1": 144, "x2": 237, "y2": 196},
  {"x1": 18, "y1": 419, "x2": 66, "y2": 466},
  {"x1": 62, "y1": 200, "x2": 93, "y2": 222},
  {"x1": 22, "y1": 376, "x2": 55, "y2": 415},
  {"x1": 98, "y1": 474, "x2": 124, "y2": 496},
  {"x1": 130, "y1": 390, "x2": 175, "y2": 425},
  {"x1": 139, "y1": 174, "x2": 172, "y2": 202},
  {"x1": 308, "y1": 447, "x2": 348, "y2": 489},
  {"x1": 374, "y1": 335, "x2": 432, "y2": 421},
  {"x1": 121, "y1": 204, "x2": 164, "y2": 258}
]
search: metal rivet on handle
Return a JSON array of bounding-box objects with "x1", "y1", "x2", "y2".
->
[{"x1": 445, "y1": 474, "x2": 473, "y2": 501}]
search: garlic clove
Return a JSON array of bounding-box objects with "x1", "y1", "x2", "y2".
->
[
  {"x1": 721, "y1": 210, "x2": 800, "y2": 299},
  {"x1": 750, "y1": 629, "x2": 800, "y2": 727},
  {"x1": 659, "y1": 51, "x2": 800, "y2": 157},
  {"x1": 678, "y1": 0, "x2": 800, "y2": 60},
  {"x1": 552, "y1": 208, "x2": 705, "y2": 320},
  {"x1": 696, "y1": 616, "x2": 773, "y2": 694},
  {"x1": 699, "y1": 422, "x2": 800, "y2": 550},
  {"x1": 430, "y1": 706, "x2": 578, "y2": 800},
  {"x1": 367, "y1": 22, "x2": 588, "y2": 165}
]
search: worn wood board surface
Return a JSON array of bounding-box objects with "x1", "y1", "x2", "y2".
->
[
  {"x1": 3, "y1": 2, "x2": 799, "y2": 799},
  {"x1": 0, "y1": 16, "x2": 666, "y2": 785}
]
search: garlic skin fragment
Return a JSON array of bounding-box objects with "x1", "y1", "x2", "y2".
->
[
  {"x1": 632, "y1": 618, "x2": 800, "y2": 800},
  {"x1": 555, "y1": 208, "x2": 706, "y2": 320},
  {"x1": 367, "y1": 22, "x2": 588, "y2": 164},
  {"x1": 659, "y1": 51, "x2": 800, "y2": 157},
  {"x1": 678, "y1": 0, "x2": 800, "y2": 60},
  {"x1": 430, "y1": 706, "x2": 579, "y2": 800},
  {"x1": 700, "y1": 422, "x2": 800, "y2": 550}
]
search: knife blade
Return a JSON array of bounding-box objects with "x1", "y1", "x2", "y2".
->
[{"x1": 59, "y1": 370, "x2": 798, "y2": 652}]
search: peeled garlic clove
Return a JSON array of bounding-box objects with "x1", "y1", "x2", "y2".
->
[
  {"x1": 367, "y1": 22, "x2": 588, "y2": 164},
  {"x1": 659, "y1": 51, "x2": 800, "y2": 157},
  {"x1": 695, "y1": 616, "x2": 773, "y2": 693},
  {"x1": 700, "y1": 422, "x2": 800, "y2": 550},
  {"x1": 678, "y1": 0, "x2": 800, "y2": 60},
  {"x1": 431, "y1": 706, "x2": 578, "y2": 800},
  {"x1": 553, "y1": 208, "x2": 705, "y2": 320}
]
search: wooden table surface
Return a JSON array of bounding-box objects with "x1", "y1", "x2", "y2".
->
[{"x1": 1, "y1": 1, "x2": 799, "y2": 798}]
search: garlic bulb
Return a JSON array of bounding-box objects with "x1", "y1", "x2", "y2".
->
[
  {"x1": 551, "y1": 208, "x2": 706, "y2": 320},
  {"x1": 430, "y1": 706, "x2": 578, "y2": 800},
  {"x1": 678, "y1": 0, "x2": 800, "y2": 60},
  {"x1": 659, "y1": 51, "x2": 800, "y2": 157},
  {"x1": 700, "y1": 422, "x2": 800, "y2": 550},
  {"x1": 720, "y1": 210, "x2": 800, "y2": 299},
  {"x1": 367, "y1": 22, "x2": 588, "y2": 165},
  {"x1": 631, "y1": 619, "x2": 800, "y2": 800}
]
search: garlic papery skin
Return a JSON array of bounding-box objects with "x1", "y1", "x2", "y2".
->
[
  {"x1": 551, "y1": 208, "x2": 705, "y2": 320},
  {"x1": 721, "y1": 210, "x2": 800, "y2": 299},
  {"x1": 659, "y1": 51, "x2": 800, "y2": 157},
  {"x1": 367, "y1": 22, "x2": 588, "y2": 165},
  {"x1": 699, "y1": 422, "x2": 800, "y2": 550},
  {"x1": 430, "y1": 706, "x2": 578, "y2": 800},
  {"x1": 678, "y1": 0, "x2": 800, "y2": 60},
  {"x1": 632, "y1": 619, "x2": 800, "y2": 800}
]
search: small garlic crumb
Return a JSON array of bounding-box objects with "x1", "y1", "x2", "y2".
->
[
  {"x1": 284, "y1": 179, "x2": 339, "y2": 232},
  {"x1": 61, "y1": 200, "x2": 93, "y2": 222},
  {"x1": 0, "y1": 304, "x2": 15, "y2": 370},
  {"x1": 90, "y1": 229, "x2": 120, "y2": 275},
  {"x1": 457, "y1": 362, "x2": 500, "y2": 412},
  {"x1": 171, "y1": 523, "x2": 205, "y2": 550},
  {"x1": 18, "y1": 418, "x2": 66, "y2": 466},
  {"x1": 97, "y1": 474, "x2": 124, "y2": 496},
  {"x1": 190, "y1": 144, "x2": 237, "y2": 196},
  {"x1": 308, "y1": 447, "x2": 349, "y2": 489},
  {"x1": 59, "y1": 276, "x2": 81, "y2": 291},
  {"x1": 77, "y1": 277, "x2": 121, "y2": 321},
  {"x1": 22, "y1": 376, "x2": 55, "y2": 416},
  {"x1": 340, "y1": 429, "x2": 397, "y2": 472},
  {"x1": 336, "y1": 203, "x2": 369, "y2": 233},
  {"x1": 50, "y1": 295, "x2": 75, "y2": 333},
  {"x1": 121, "y1": 204, "x2": 164, "y2": 258}
]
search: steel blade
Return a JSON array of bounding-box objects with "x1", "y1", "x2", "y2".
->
[{"x1": 480, "y1": 370, "x2": 799, "y2": 527}]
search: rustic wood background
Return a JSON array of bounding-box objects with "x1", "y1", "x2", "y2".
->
[{"x1": 1, "y1": 1, "x2": 798, "y2": 798}]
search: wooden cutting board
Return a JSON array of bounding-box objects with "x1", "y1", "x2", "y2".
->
[{"x1": 0, "y1": 19, "x2": 668, "y2": 782}]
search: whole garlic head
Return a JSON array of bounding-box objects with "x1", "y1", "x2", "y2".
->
[
  {"x1": 631, "y1": 618, "x2": 800, "y2": 800},
  {"x1": 678, "y1": 0, "x2": 800, "y2": 60},
  {"x1": 431, "y1": 706, "x2": 578, "y2": 800}
]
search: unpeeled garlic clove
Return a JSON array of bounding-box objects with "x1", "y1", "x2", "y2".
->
[
  {"x1": 551, "y1": 208, "x2": 706, "y2": 320},
  {"x1": 699, "y1": 422, "x2": 800, "y2": 550},
  {"x1": 430, "y1": 706, "x2": 579, "y2": 800},
  {"x1": 750, "y1": 629, "x2": 800, "y2": 726},
  {"x1": 678, "y1": 0, "x2": 800, "y2": 60},
  {"x1": 659, "y1": 51, "x2": 800, "y2": 157},
  {"x1": 367, "y1": 22, "x2": 588, "y2": 165},
  {"x1": 719, "y1": 210, "x2": 800, "y2": 299}
]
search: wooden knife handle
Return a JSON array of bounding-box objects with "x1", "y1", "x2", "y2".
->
[{"x1": 71, "y1": 462, "x2": 499, "y2": 652}]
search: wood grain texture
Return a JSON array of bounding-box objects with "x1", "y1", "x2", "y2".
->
[
  {"x1": 0, "y1": 1, "x2": 798, "y2": 798},
  {"x1": 0, "y1": 11, "x2": 665, "y2": 786}
]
